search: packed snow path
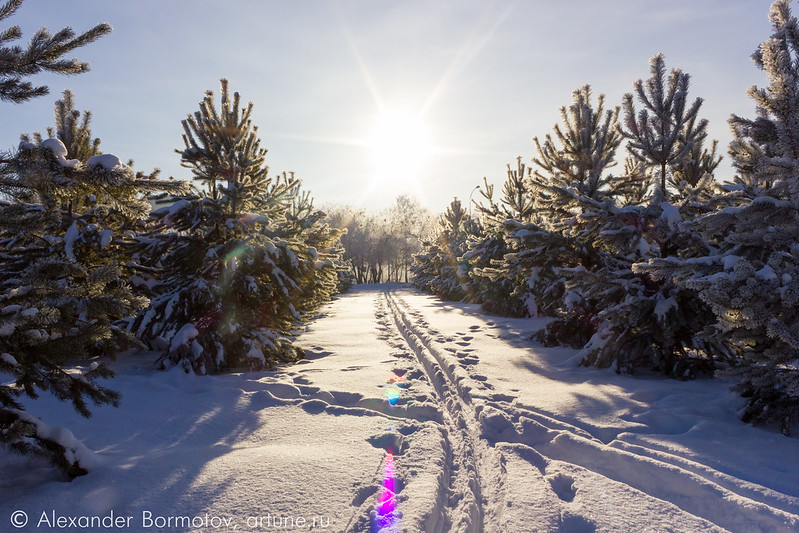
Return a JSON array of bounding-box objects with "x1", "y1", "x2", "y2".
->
[
  {"x1": 363, "y1": 286, "x2": 799, "y2": 532},
  {"x1": 2, "y1": 284, "x2": 798, "y2": 532}
]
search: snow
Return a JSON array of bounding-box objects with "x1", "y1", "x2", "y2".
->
[
  {"x1": 723, "y1": 254, "x2": 741, "y2": 271},
  {"x1": 756, "y1": 265, "x2": 778, "y2": 281},
  {"x1": 64, "y1": 221, "x2": 79, "y2": 261},
  {"x1": 1, "y1": 285, "x2": 798, "y2": 532},
  {"x1": 87, "y1": 153, "x2": 126, "y2": 171},
  {"x1": 660, "y1": 201, "x2": 682, "y2": 230},
  {"x1": 0, "y1": 352, "x2": 18, "y2": 366},
  {"x1": 169, "y1": 323, "x2": 199, "y2": 352},
  {"x1": 8, "y1": 408, "x2": 101, "y2": 471},
  {"x1": 654, "y1": 295, "x2": 677, "y2": 322},
  {"x1": 244, "y1": 340, "x2": 266, "y2": 364},
  {"x1": 99, "y1": 229, "x2": 113, "y2": 248},
  {"x1": 563, "y1": 290, "x2": 581, "y2": 311},
  {"x1": 40, "y1": 138, "x2": 67, "y2": 158},
  {"x1": 40, "y1": 138, "x2": 79, "y2": 168},
  {"x1": 155, "y1": 199, "x2": 191, "y2": 224}
]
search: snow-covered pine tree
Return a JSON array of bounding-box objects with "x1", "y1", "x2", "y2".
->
[
  {"x1": 542, "y1": 59, "x2": 723, "y2": 376},
  {"x1": 515, "y1": 86, "x2": 621, "y2": 325},
  {"x1": 133, "y1": 79, "x2": 341, "y2": 374},
  {"x1": 278, "y1": 184, "x2": 346, "y2": 313},
  {"x1": 0, "y1": 90, "x2": 181, "y2": 476},
  {"x1": 533, "y1": 86, "x2": 621, "y2": 207},
  {"x1": 467, "y1": 86, "x2": 620, "y2": 331},
  {"x1": 412, "y1": 198, "x2": 478, "y2": 301},
  {"x1": 638, "y1": 0, "x2": 799, "y2": 433},
  {"x1": 622, "y1": 54, "x2": 708, "y2": 199},
  {"x1": 463, "y1": 159, "x2": 535, "y2": 316}
]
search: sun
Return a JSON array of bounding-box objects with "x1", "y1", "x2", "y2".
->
[{"x1": 367, "y1": 109, "x2": 431, "y2": 189}]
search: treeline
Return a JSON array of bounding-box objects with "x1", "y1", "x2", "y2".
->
[
  {"x1": 0, "y1": 2, "x2": 345, "y2": 477},
  {"x1": 413, "y1": 0, "x2": 799, "y2": 435},
  {"x1": 325, "y1": 195, "x2": 436, "y2": 284}
]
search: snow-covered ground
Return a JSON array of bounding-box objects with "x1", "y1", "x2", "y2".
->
[{"x1": 1, "y1": 284, "x2": 798, "y2": 532}]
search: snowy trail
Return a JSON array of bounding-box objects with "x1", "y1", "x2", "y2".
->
[
  {"x1": 363, "y1": 286, "x2": 799, "y2": 532},
  {"x1": 379, "y1": 289, "x2": 496, "y2": 532},
  {"x1": 2, "y1": 284, "x2": 798, "y2": 532}
]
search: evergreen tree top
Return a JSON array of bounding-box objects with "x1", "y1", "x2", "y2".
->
[
  {"x1": 728, "y1": 0, "x2": 799, "y2": 199},
  {"x1": 622, "y1": 54, "x2": 707, "y2": 198},
  {"x1": 533, "y1": 85, "x2": 621, "y2": 199},
  {"x1": 20, "y1": 90, "x2": 102, "y2": 162},
  {"x1": 178, "y1": 78, "x2": 269, "y2": 200},
  {"x1": 0, "y1": 0, "x2": 111, "y2": 103},
  {"x1": 439, "y1": 197, "x2": 470, "y2": 233}
]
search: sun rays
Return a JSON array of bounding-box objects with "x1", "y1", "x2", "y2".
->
[{"x1": 330, "y1": 3, "x2": 518, "y2": 208}]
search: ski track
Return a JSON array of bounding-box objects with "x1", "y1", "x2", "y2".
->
[
  {"x1": 360, "y1": 286, "x2": 799, "y2": 533},
  {"x1": 380, "y1": 289, "x2": 496, "y2": 533}
]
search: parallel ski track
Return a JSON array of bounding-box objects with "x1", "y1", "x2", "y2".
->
[
  {"x1": 381, "y1": 289, "x2": 501, "y2": 533},
  {"x1": 390, "y1": 288, "x2": 799, "y2": 533}
]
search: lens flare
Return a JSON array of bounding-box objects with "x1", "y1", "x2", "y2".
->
[
  {"x1": 384, "y1": 387, "x2": 401, "y2": 406},
  {"x1": 223, "y1": 245, "x2": 248, "y2": 263},
  {"x1": 384, "y1": 373, "x2": 404, "y2": 406},
  {"x1": 373, "y1": 451, "x2": 397, "y2": 531}
]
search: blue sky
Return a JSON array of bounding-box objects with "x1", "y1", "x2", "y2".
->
[{"x1": 1, "y1": 0, "x2": 776, "y2": 213}]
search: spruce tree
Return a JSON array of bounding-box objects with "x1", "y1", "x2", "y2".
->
[
  {"x1": 533, "y1": 86, "x2": 621, "y2": 207},
  {"x1": 640, "y1": 0, "x2": 799, "y2": 433},
  {"x1": 133, "y1": 79, "x2": 341, "y2": 374}
]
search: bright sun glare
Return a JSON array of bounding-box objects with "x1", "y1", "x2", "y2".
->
[{"x1": 367, "y1": 109, "x2": 431, "y2": 191}]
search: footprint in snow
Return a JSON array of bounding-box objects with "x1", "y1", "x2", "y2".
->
[
  {"x1": 560, "y1": 513, "x2": 596, "y2": 533},
  {"x1": 546, "y1": 472, "x2": 577, "y2": 502},
  {"x1": 367, "y1": 431, "x2": 407, "y2": 455},
  {"x1": 398, "y1": 423, "x2": 420, "y2": 436},
  {"x1": 403, "y1": 368, "x2": 424, "y2": 380},
  {"x1": 300, "y1": 399, "x2": 328, "y2": 414},
  {"x1": 351, "y1": 485, "x2": 378, "y2": 507},
  {"x1": 303, "y1": 346, "x2": 332, "y2": 360},
  {"x1": 490, "y1": 393, "x2": 515, "y2": 403}
]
